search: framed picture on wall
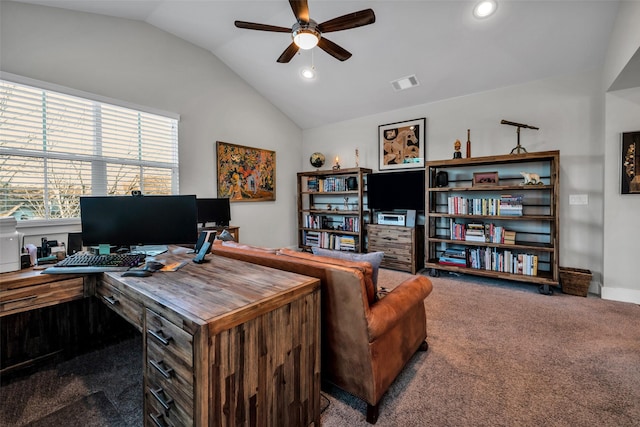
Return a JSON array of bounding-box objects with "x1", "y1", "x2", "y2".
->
[
  {"x1": 378, "y1": 117, "x2": 426, "y2": 170},
  {"x1": 621, "y1": 131, "x2": 640, "y2": 194},
  {"x1": 216, "y1": 141, "x2": 276, "y2": 202}
]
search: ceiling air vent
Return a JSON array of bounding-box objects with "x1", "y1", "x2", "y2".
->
[{"x1": 391, "y1": 75, "x2": 419, "y2": 92}]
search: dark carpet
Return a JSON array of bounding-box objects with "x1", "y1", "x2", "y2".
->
[
  {"x1": 24, "y1": 391, "x2": 123, "y2": 427},
  {"x1": 1, "y1": 270, "x2": 638, "y2": 426}
]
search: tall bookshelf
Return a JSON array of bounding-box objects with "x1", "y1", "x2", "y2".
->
[
  {"x1": 426, "y1": 151, "x2": 560, "y2": 293},
  {"x1": 297, "y1": 167, "x2": 372, "y2": 253}
]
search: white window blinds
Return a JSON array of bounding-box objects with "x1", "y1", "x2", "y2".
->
[{"x1": 0, "y1": 79, "x2": 179, "y2": 221}]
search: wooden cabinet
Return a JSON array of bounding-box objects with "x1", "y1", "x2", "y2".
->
[
  {"x1": 297, "y1": 167, "x2": 372, "y2": 253},
  {"x1": 426, "y1": 151, "x2": 560, "y2": 292},
  {"x1": 367, "y1": 224, "x2": 424, "y2": 274}
]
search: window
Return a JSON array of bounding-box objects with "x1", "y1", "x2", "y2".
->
[{"x1": 0, "y1": 78, "x2": 179, "y2": 221}]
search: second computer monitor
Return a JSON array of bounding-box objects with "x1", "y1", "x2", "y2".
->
[{"x1": 196, "y1": 198, "x2": 231, "y2": 227}]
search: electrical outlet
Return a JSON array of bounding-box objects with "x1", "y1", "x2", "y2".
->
[{"x1": 569, "y1": 194, "x2": 588, "y2": 205}]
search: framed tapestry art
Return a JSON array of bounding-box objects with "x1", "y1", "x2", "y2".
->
[
  {"x1": 379, "y1": 118, "x2": 425, "y2": 170},
  {"x1": 621, "y1": 131, "x2": 640, "y2": 194},
  {"x1": 216, "y1": 141, "x2": 276, "y2": 202}
]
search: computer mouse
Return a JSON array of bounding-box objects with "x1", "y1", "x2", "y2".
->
[{"x1": 122, "y1": 270, "x2": 152, "y2": 277}]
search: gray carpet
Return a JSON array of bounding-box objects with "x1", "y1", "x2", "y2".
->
[
  {"x1": 24, "y1": 391, "x2": 124, "y2": 427},
  {"x1": 1, "y1": 270, "x2": 638, "y2": 426}
]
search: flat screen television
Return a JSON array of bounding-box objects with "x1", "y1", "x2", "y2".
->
[
  {"x1": 80, "y1": 195, "x2": 198, "y2": 249},
  {"x1": 367, "y1": 170, "x2": 425, "y2": 211},
  {"x1": 196, "y1": 198, "x2": 231, "y2": 227}
]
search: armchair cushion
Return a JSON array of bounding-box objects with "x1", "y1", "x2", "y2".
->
[
  {"x1": 277, "y1": 248, "x2": 377, "y2": 304},
  {"x1": 312, "y1": 247, "x2": 384, "y2": 287}
]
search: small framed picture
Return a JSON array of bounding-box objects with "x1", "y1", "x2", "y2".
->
[{"x1": 472, "y1": 171, "x2": 499, "y2": 187}]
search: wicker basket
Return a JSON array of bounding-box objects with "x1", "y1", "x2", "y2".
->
[{"x1": 559, "y1": 267, "x2": 592, "y2": 297}]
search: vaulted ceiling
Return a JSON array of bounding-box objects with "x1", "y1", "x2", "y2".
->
[{"x1": 11, "y1": 1, "x2": 623, "y2": 129}]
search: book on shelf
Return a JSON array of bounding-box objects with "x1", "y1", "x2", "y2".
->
[
  {"x1": 503, "y1": 230, "x2": 516, "y2": 245},
  {"x1": 499, "y1": 194, "x2": 524, "y2": 216}
]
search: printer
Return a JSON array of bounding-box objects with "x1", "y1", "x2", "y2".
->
[{"x1": 0, "y1": 216, "x2": 23, "y2": 273}]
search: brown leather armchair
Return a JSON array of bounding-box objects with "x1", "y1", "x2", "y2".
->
[{"x1": 211, "y1": 241, "x2": 433, "y2": 423}]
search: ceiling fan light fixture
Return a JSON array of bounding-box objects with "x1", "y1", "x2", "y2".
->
[
  {"x1": 292, "y1": 22, "x2": 320, "y2": 50},
  {"x1": 473, "y1": 0, "x2": 497, "y2": 19}
]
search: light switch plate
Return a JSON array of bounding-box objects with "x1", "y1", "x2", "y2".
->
[{"x1": 569, "y1": 194, "x2": 588, "y2": 205}]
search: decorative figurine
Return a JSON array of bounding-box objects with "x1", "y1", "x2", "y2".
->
[
  {"x1": 453, "y1": 140, "x2": 462, "y2": 159},
  {"x1": 520, "y1": 172, "x2": 543, "y2": 185},
  {"x1": 355, "y1": 148, "x2": 359, "y2": 167},
  {"x1": 333, "y1": 156, "x2": 341, "y2": 170}
]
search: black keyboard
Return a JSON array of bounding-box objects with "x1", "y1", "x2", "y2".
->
[{"x1": 54, "y1": 253, "x2": 146, "y2": 268}]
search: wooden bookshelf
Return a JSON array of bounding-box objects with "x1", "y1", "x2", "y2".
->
[
  {"x1": 425, "y1": 151, "x2": 560, "y2": 293},
  {"x1": 297, "y1": 168, "x2": 372, "y2": 253}
]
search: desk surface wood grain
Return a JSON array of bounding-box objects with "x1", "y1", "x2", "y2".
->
[{"x1": 102, "y1": 248, "x2": 320, "y2": 335}]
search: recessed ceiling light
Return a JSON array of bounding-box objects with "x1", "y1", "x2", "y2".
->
[
  {"x1": 300, "y1": 66, "x2": 316, "y2": 80},
  {"x1": 473, "y1": 0, "x2": 497, "y2": 19}
]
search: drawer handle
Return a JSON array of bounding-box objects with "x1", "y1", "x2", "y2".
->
[
  {"x1": 148, "y1": 329, "x2": 173, "y2": 346},
  {"x1": 150, "y1": 387, "x2": 174, "y2": 411},
  {"x1": 149, "y1": 412, "x2": 168, "y2": 427},
  {"x1": 150, "y1": 359, "x2": 174, "y2": 379},
  {"x1": 102, "y1": 295, "x2": 119, "y2": 305}
]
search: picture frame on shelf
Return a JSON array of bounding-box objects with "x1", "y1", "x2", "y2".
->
[
  {"x1": 216, "y1": 141, "x2": 276, "y2": 202},
  {"x1": 621, "y1": 131, "x2": 640, "y2": 194},
  {"x1": 378, "y1": 117, "x2": 426, "y2": 170},
  {"x1": 472, "y1": 171, "x2": 499, "y2": 187}
]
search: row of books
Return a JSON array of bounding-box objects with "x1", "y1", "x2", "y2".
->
[
  {"x1": 303, "y1": 231, "x2": 358, "y2": 251},
  {"x1": 449, "y1": 219, "x2": 516, "y2": 244},
  {"x1": 467, "y1": 247, "x2": 538, "y2": 276},
  {"x1": 447, "y1": 194, "x2": 524, "y2": 216},
  {"x1": 303, "y1": 215, "x2": 359, "y2": 232},
  {"x1": 307, "y1": 177, "x2": 350, "y2": 192},
  {"x1": 438, "y1": 246, "x2": 539, "y2": 276},
  {"x1": 438, "y1": 247, "x2": 467, "y2": 266}
]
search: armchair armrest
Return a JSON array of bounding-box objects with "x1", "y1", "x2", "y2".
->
[{"x1": 366, "y1": 275, "x2": 433, "y2": 342}]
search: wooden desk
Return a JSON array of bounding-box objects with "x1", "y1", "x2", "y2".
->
[{"x1": 1, "y1": 252, "x2": 321, "y2": 426}]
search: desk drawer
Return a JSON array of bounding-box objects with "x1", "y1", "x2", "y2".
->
[
  {"x1": 0, "y1": 277, "x2": 84, "y2": 316},
  {"x1": 96, "y1": 280, "x2": 143, "y2": 331},
  {"x1": 145, "y1": 384, "x2": 192, "y2": 427},
  {"x1": 146, "y1": 309, "x2": 193, "y2": 367}
]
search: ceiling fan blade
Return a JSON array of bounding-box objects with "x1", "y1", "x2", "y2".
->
[
  {"x1": 317, "y1": 9, "x2": 376, "y2": 33},
  {"x1": 277, "y1": 42, "x2": 300, "y2": 63},
  {"x1": 289, "y1": 0, "x2": 310, "y2": 23},
  {"x1": 234, "y1": 21, "x2": 291, "y2": 33},
  {"x1": 317, "y1": 38, "x2": 352, "y2": 62}
]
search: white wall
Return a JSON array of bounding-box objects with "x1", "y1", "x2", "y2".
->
[
  {"x1": 603, "y1": 1, "x2": 640, "y2": 91},
  {"x1": 303, "y1": 70, "x2": 606, "y2": 293},
  {"x1": 1, "y1": 1, "x2": 302, "y2": 248},
  {"x1": 603, "y1": 88, "x2": 640, "y2": 303},
  {"x1": 599, "y1": 1, "x2": 640, "y2": 303}
]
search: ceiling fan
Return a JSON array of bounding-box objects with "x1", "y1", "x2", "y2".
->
[{"x1": 234, "y1": 0, "x2": 375, "y2": 63}]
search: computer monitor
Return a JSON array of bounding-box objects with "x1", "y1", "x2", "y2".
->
[
  {"x1": 80, "y1": 195, "x2": 198, "y2": 250},
  {"x1": 196, "y1": 198, "x2": 231, "y2": 227}
]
